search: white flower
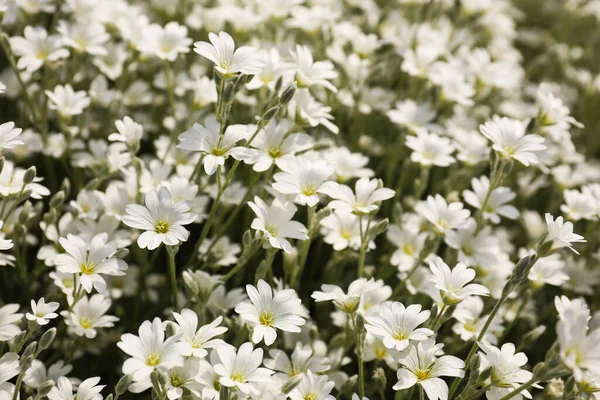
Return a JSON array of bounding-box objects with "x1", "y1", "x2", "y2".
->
[
  {"x1": 10, "y1": 26, "x2": 69, "y2": 73},
  {"x1": 45, "y1": 84, "x2": 91, "y2": 118},
  {"x1": 444, "y1": 220, "x2": 501, "y2": 268},
  {"x1": 429, "y1": 257, "x2": 489, "y2": 305},
  {"x1": 406, "y1": 131, "x2": 456, "y2": 167},
  {"x1": 57, "y1": 21, "x2": 109, "y2": 56},
  {"x1": 0, "y1": 352, "x2": 19, "y2": 388},
  {"x1": 24, "y1": 360, "x2": 72, "y2": 388},
  {"x1": 171, "y1": 309, "x2": 227, "y2": 358},
  {"x1": 393, "y1": 338, "x2": 465, "y2": 400},
  {"x1": 478, "y1": 342, "x2": 534, "y2": 398},
  {"x1": 118, "y1": 318, "x2": 185, "y2": 384},
  {"x1": 164, "y1": 358, "x2": 203, "y2": 399},
  {"x1": 108, "y1": 116, "x2": 143, "y2": 151},
  {"x1": 48, "y1": 376, "x2": 104, "y2": 400},
  {"x1": 288, "y1": 370, "x2": 336, "y2": 400},
  {"x1": 527, "y1": 253, "x2": 568, "y2": 287},
  {"x1": 290, "y1": 44, "x2": 338, "y2": 92},
  {"x1": 54, "y1": 233, "x2": 128, "y2": 293},
  {"x1": 543, "y1": 213, "x2": 586, "y2": 255},
  {"x1": 452, "y1": 296, "x2": 503, "y2": 345},
  {"x1": 415, "y1": 195, "x2": 471, "y2": 235},
  {"x1": 61, "y1": 294, "x2": 118, "y2": 338},
  {"x1": 312, "y1": 278, "x2": 385, "y2": 313},
  {"x1": 365, "y1": 302, "x2": 433, "y2": 351},
  {"x1": 272, "y1": 156, "x2": 334, "y2": 207},
  {"x1": 140, "y1": 22, "x2": 191, "y2": 61},
  {"x1": 320, "y1": 177, "x2": 395, "y2": 215},
  {"x1": 194, "y1": 31, "x2": 264, "y2": 77},
  {"x1": 26, "y1": 298, "x2": 59, "y2": 326},
  {"x1": 387, "y1": 100, "x2": 439, "y2": 135},
  {"x1": 463, "y1": 176, "x2": 519, "y2": 223},
  {"x1": 235, "y1": 279, "x2": 305, "y2": 345},
  {"x1": 479, "y1": 116, "x2": 546, "y2": 166},
  {"x1": 0, "y1": 122, "x2": 23, "y2": 150},
  {"x1": 325, "y1": 147, "x2": 374, "y2": 182},
  {"x1": 560, "y1": 188, "x2": 597, "y2": 221},
  {"x1": 248, "y1": 196, "x2": 308, "y2": 253},
  {"x1": 320, "y1": 210, "x2": 367, "y2": 251},
  {"x1": 288, "y1": 89, "x2": 339, "y2": 134},
  {"x1": 214, "y1": 342, "x2": 274, "y2": 395},
  {"x1": 0, "y1": 304, "x2": 23, "y2": 341},
  {"x1": 122, "y1": 186, "x2": 196, "y2": 250},
  {"x1": 177, "y1": 116, "x2": 255, "y2": 175},
  {"x1": 264, "y1": 343, "x2": 331, "y2": 379},
  {"x1": 387, "y1": 223, "x2": 428, "y2": 271}
]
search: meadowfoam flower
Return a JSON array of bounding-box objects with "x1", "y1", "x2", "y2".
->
[
  {"x1": 288, "y1": 89, "x2": 339, "y2": 134},
  {"x1": 0, "y1": 122, "x2": 23, "y2": 150},
  {"x1": 0, "y1": 304, "x2": 23, "y2": 341},
  {"x1": 108, "y1": 116, "x2": 144, "y2": 152},
  {"x1": 429, "y1": 257, "x2": 489, "y2": 305},
  {"x1": 272, "y1": 156, "x2": 334, "y2": 207},
  {"x1": 288, "y1": 370, "x2": 336, "y2": 400},
  {"x1": 171, "y1": 309, "x2": 227, "y2": 358},
  {"x1": 214, "y1": 342, "x2": 274, "y2": 395},
  {"x1": 478, "y1": 342, "x2": 534, "y2": 398},
  {"x1": 9, "y1": 26, "x2": 69, "y2": 73},
  {"x1": 194, "y1": 31, "x2": 264, "y2": 77},
  {"x1": 177, "y1": 115, "x2": 255, "y2": 175},
  {"x1": 452, "y1": 296, "x2": 503, "y2": 344},
  {"x1": 365, "y1": 302, "x2": 433, "y2": 351},
  {"x1": 264, "y1": 343, "x2": 330, "y2": 380},
  {"x1": 235, "y1": 279, "x2": 305, "y2": 345},
  {"x1": 415, "y1": 195, "x2": 471, "y2": 235},
  {"x1": 26, "y1": 297, "x2": 59, "y2": 326},
  {"x1": 393, "y1": 339, "x2": 465, "y2": 400},
  {"x1": 463, "y1": 176, "x2": 519, "y2": 223},
  {"x1": 140, "y1": 22, "x2": 191, "y2": 61},
  {"x1": 312, "y1": 278, "x2": 385, "y2": 313},
  {"x1": 54, "y1": 233, "x2": 128, "y2": 293},
  {"x1": 24, "y1": 360, "x2": 72, "y2": 388},
  {"x1": 118, "y1": 317, "x2": 185, "y2": 386},
  {"x1": 61, "y1": 294, "x2": 118, "y2": 338},
  {"x1": 45, "y1": 84, "x2": 91, "y2": 118},
  {"x1": 164, "y1": 358, "x2": 203, "y2": 399},
  {"x1": 57, "y1": 21, "x2": 109, "y2": 56},
  {"x1": 48, "y1": 376, "x2": 104, "y2": 400},
  {"x1": 406, "y1": 131, "x2": 456, "y2": 167},
  {"x1": 387, "y1": 100, "x2": 439, "y2": 135},
  {"x1": 542, "y1": 213, "x2": 586, "y2": 255},
  {"x1": 248, "y1": 196, "x2": 308, "y2": 253},
  {"x1": 122, "y1": 186, "x2": 196, "y2": 250},
  {"x1": 290, "y1": 44, "x2": 338, "y2": 92},
  {"x1": 479, "y1": 116, "x2": 546, "y2": 166},
  {"x1": 320, "y1": 177, "x2": 395, "y2": 215}
]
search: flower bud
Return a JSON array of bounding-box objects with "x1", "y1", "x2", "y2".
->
[
  {"x1": 182, "y1": 270, "x2": 200, "y2": 296},
  {"x1": 561, "y1": 376, "x2": 574, "y2": 398},
  {"x1": 281, "y1": 374, "x2": 303, "y2": 394},
  {"x1": 116, "y1": 374, "x2": 133, "y2": 395},
  {"x1": 113, "y1": 248, "x2": 129, "y2": 259},
  {"x1": 338, "y1": 375, "x2": 358, "y2": 397},
  {"x1": 38, "y1": 380, "x2": 55, "y2": 397},
  {"x1": 254, "y1": 259, "x2": 268, "y2": 283},
  {"x1": 10, "y1": 331, "x2": 28, "y2": 353},
  {"x1": 151, "y1": 370, "x2": 166, "y2": 393},
  {"x1": 84, "y1": 178, "x2": 102, "y2": 191},
  {"x1": 60, "y1": 178, "x2": 71, "y2": 198},
  {"x1": 467, "y1": 355, "x2": 481, "y2": 385},
  {"x1": 279, "y1": 83, "x2": 296, "y2": 106},
  {"x1": 222, "y1": 83, "x2": 234, "y2": 104},
  {"x1": 368, "y1": 218, "x2": 389, "y2": 241},
  {"x1": 22, "y1": 341, "x2": 37, "y2": 359},
  {"x1": 23, "y1": 166, "x2": 36, "y2": 184},
  {"x1": 39, "y1": 327, "x2": 56, "y2": 350},
  {"x1": 262, "y1": 106, "x2": 279, "y2": 122},
  {"x1": 373, "y1": 367, "x2": 387, "y2": 392},
  {"x1": 50, "y1": 191, "x2": 65, "y2": 209},
  {"x1": 104, "y1": 395, "x2": 114, "y2": 400},
  {"x1": 233, "y1": 74, "x2": 248, "y2": 93},
  {"x1": 479, "y1": 366, "x2": 492, "y2": 383},
  {"x1": 165, "y1": 321, "x2": 177, "y2": 338}
]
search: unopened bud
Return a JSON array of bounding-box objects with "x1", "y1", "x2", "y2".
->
[
  {"x1": 38, "y1": 380, "x2": 55, "y2": 397},
  {"x1": 354, "y1": 313, "x2": 366, "y2": 337},
  {"x1": 22, "y1": 341, "x2": 37, "y2": 359},
  {"x1": 262, "y1": 106, "x2": 279, "y2": 122},
  {"x1": 10, "y1": 331, "x2": 28, "y2": 353},
  {"x1": 338, "y1": 375, "x2": 358, "y2": 397},
  {"x1": 116, "y1": 374, "x2": 133, "y2": 395},
  {"x1": 242, "y1": 229, "x2": 253, "y2": 247},
  {"x1": 562, "y1": 376, "x2": 574, "y2": 398},
  {"x1": 165, "y1": 321, "x2": 177, "y2": 338},
  {"x1": 373, "y1": 367, "x2": 387, "y2": 391},
  {"x1": 84, "y1": 178, "x2": 101, "y2": 191},
  {"x1": 279, "y1": 83, "x2": 296, "y2": 106},
  {"x1": 50, "y1": 191, "x2": 65, "y2": 209},
  {"x1": 368, "y1": 218, "x2": 389, "y2": 241},
  {"x1": 113, "y1": 248, "x2": 129, "y2": 259},
  {"x1": 233, "y1": 74, "x2": 248, "y2": 93},
  {"x1": 182, "y1": 270, "x2": 199, "y2": 297},
  {"x1": 60, "y1": 179, "x2": 71, "y2": 198},
  {"x1": 479, "y1": 366, "x2": 492, "y2": 383},
  {"x1": 254, "y1": 260, "x2": 267, "y2": 283},
  {"x1": 104, "y1": 395, "x2": 114, "y2": 400},
  {"x1": 468, "y1": 355, "x2": 481, "y2": 384},
  {"x1": 39, "y1": 328, "x2": 56, "y2": 350},
  {"x1": 281, "y1": 375, "x2": 303, "y2": 394},
  {"x1": 274, "y1": 76, "x2": 283, "y2": 93},
  {"x1": 222, "y1": 83, "x2": 234, "y2": 104},
  {"x1": 21, "y1": 354, "x2": 34, "y2": 370},
  {"x1": 23, "y1": 166, "x2": 36, "y2": 184}
]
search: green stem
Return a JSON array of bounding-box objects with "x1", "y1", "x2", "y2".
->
[
  {"x1": 167, "y1": 245, "x2": 180, "y2": 310},
  {"x1": 431, "y1": 304, "x2": 448, "y2": 331},
  {"x1": 419, "y1": 386, "x2": 425, "y2": 400},
  {"x1": 497, "y1": 378, "x2": 536, "y2": 400},
  {"x1": 291, "y1": 205, "x2": 315, "y2": 288}
]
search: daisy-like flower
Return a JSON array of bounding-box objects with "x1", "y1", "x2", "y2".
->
[
  {"x1": 406, "y1": 131, "x2": 456, "y2": 167},
  {"x1": 320, "y1": 210, "x2": 367, "y2": 251},
  {"x1": 415, "y1": 195, "x2": 471, "y2": 235},
  {"x1": 312, "y1": 278, "x2": 385, "y2": 313},
  {"x1": 235, "y1": 279, "x2": 305, "y2": 345},
  {"x1": 194, "y1": 31, "x2": 264, "y2": 77},
  {"x1": 0, "y1": 304, "x2": 23, "y2": 341},
  {"x1": 171, "y1": 309, "x2": 227, "y2": 358},
  {"x1": 122, "y1": 186, "x2": 197, "y2": 250},
  {"x1": 117, "y1": 317, "x2": 185, "y2": 384},
  {"x1": 365, "y1": 302, "x2": 433, "y2": 351},
  {"x1": 26, "y1": 298, "x2": 59, "y2": 326},
  {"x1": 387, "y1": 100, "x2": 439, "y2": 135},
  {"x1": 164, "y1": 358, "x2": 203, "y2": 399},
  {"x1": 393, "y1": 338, "x2": 465, "y2": 400},
  {"x1": 248, "y1": 196, "x2": 308, "y2": 253},
  {"x1": 48, "y1": 376, "x2": 104, "y2": 400},
  {"x1": 272, "y1": 156, "x2": 334, "y2": 207},
  {"x1": 264, "y1": 343, "x2": 331, "y2": 380},
  {"x1": 479, "y1": 116, "x2": 546, "y2": 166},
  {"x1": 9, "y1": 26, "x2": 69, "y2": 73},
  {"x1": 177, "y1": 116, "x2": 255, "y2": 175},
  {"x1": 45, "y1": 84, "x2": 91, "y2": 118},
  {"x1": 108, "y1": 116, "x2": 143, "y2": 152},
  {"x1": 0, "y1": 122, "x2": 24, "y2": 150},
  {"x1": 325, "y1": 147, "x2": 374, "y2": 182},
  {"x1": 24, "y1": 360, "x2": 72, "y2": 388},
  {"x1": 54, "y1": 233, "x2": 127, "y2": 293},
  {"x1": 290, "y1": 45, "x2": 338, "y2": 92},
  {"x1": 387, "y1": 222, "x2": 429, "y2": 272},
  {"x1": 527, "y1": 253, "x2": 569, "y2": 287},
  {"x1": 428, "y1": 257, "x2": 489, "y2": 305},
  {"x1": 542, "y1": 213, "x2": 586, "y2": 255},
  {"x1": 249, "y1": 119, "x2": 313, "y2": 172},
  {"x1": 288, "y1": 89, "x2": 339, "y2": 134},
  {"x1": 320, "y1": 177, "x2": 395, "y2": 215},
  {"x1": 288, "y1": 370, "x2": 336, "y2": 400},
  {"x1": 57, "y1": 21, "x2": 109, "y2": 56},
  {"x1": 214, "y1": 342, "x2": 274, "y2": 395},
  {"x1": 140, "y1": 22, "x2": 191, "y2": 61},
  {"x1": 61, "y1": 294, "x2": 118, "y2": 338},
  {"x1": 452, "y1": 296, "x2": 504, "y2": 345},
  {"x1": 463, "y1": 176, "x2": 519, "y2": 224},
  {"x1": 478, "y1": 342, "x2": 534, "y2": 398}
]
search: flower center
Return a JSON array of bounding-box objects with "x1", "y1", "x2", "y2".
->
[
  {"x1": 146, "y1": 353, "x2": 161, "y2": 366},
  {"x1": 268, "y1": 147, "x2": 282, "y2": 159},
  {"x1": 80, "y1": 261, "x2": 96, "y2": 275},
  {"x1": 230, "y1": 371, "x2": 245, "y2": 383},
  {"x1": 259, "y1": 311, "x2": 275, "y2": 327},
  {"x1": 414, "y1": 368, "x2": 431, "y2": 381},
  {"x1": 155, "y1": 220, "x2": 170, "y2": 234},
  {"x1": 403, "y1": 243, "x2": 416, "y2": 255},
  {"x1": 170, "y1": 373, "x2": 184, "y2": 387},
  {"x1": 301, "y1": 184, "x2": 318, "y2": 197},
  {"x1": 79, "y1": 318, "x2": 93, "y2": 329},
  {"x1": 304, "y1": 394, "x2": 317, "y2": 400},
  {"x1": 211, "y1": 147, "x2": 227, "y2": 157},
  {"x1": 392, "y1": 330, "x2": 408, "y2": 341},
  {"x1": 265, "y1": 225, "x2": 277, "y2": 236}
]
